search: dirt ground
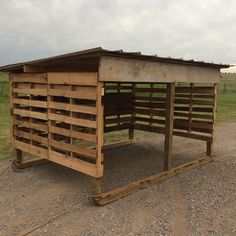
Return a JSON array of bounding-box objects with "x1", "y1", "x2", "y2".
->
[{"x1": 0, "y1": 123, "x2": 235, "y2": 236}]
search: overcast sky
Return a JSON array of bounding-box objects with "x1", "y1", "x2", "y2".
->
[{"x1": 0, "y1": 0, "x2": 236, "y2": 71}]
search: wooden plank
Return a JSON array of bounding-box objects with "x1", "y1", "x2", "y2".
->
[
  {"x1": 94, "y1": 155, "x2": 214, "y2": 205},
  {"x1": 13, "y1": 158, "x2": 49, "y2": 169},
  {"x1": 173, "y1": 131, "x2": 212, "y2": 142},
  {"x1": 134, "y1": 124, "x2": 165, "y2": 134},
  {"x1": 14, "y1": 129, "x2": 48, "y2": 145},
  {"x1": 14, "y1": 119, "x2": 48, "y2": 132},
  {"x1": 50, "y1": 126, "x2": 96, "y2": 143},
  {"x1": 14, "y1": 109, "x2": 47, "y2": 120},
  {"x1": 15, "y1": 140, "x2": 47, "y2": 159},
  {"x1": 134, "y1": 101, "x2": 166, "y2": 109},
  {"x1": 48, "y1": 72, "x2": 98, "y2": 86},
  {"x1": 105, "y1": 116, "x2": 132, "y2": 125},
  {"x1": 135, "y1": 88, "x2": 167, "y2": 93},
  {"x1": 135, "y1": 116, "x2": 165, "y2": 125},
  {"x1": 174, "y1": 112, "x2": 213, "y2": 120},
  {"x1": 13, "y1": 88, "x2": 47, "y2": 96},
  {"x1": 174, "y1": 119, "x2": 213, "y2": 131},
  {"x1": 99, "y1": 56, "x2": 220, "y2": 83},
  {"x1": 49, "y1": 150, "x2": 100, "y2": 177},
  {"x1": 49, "y1": 139, "x2": 96, "y2": 158},
  {"x1": 48, "y1": 113, "x2": 97, "y2": 128},
  {"x1": 48, "y1": 101, "x2": 97, "y2": 115},
  {"x1": 175, "y1": 87, "x2": 214, "y2": 94},
  {"x1": 12, "y1": 73, "x2": 47, "y2": 83},
  {"x1": 164, "y1": 83, "x2": 175, "y2": 170},
  {"x1": 96, "y1": 81, "x2": 104, "y2": 176},
  {"x1": 48, "y1": 87, "x2": 97, "y2": 100},
  {"x1": 13, "y1": 98, "x2": 47, "y2": 108},
  {"x1": 105, "y1": 123, "x2": 131, "y2": 133},
  {"x1": 134, "y1": 108, "x2": 166, "y2": 117},
  {"x1": 102, "y1": 140, "x2": 134, "y2": 150}
]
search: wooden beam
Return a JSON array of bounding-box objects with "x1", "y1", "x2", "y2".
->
[
  {"x1": 13, "y1": 158, "x2": 49, "y2": 169},
  {"x1": 16, "y1": 149, "x2": 22, "y2": 164},
  {"x1": 93, "y1": 155, "x2": 214, "y2": 206},
  {"x1": 164, "y1": 83, "x2": 175, "y2": 170},
  {"x1": 102, "y1": 139, "x2": 134, "y2": 151}
]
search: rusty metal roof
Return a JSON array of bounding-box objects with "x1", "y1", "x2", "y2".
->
[{"x1": 0, "y1": 47, "x2": 230, "y2": 72}]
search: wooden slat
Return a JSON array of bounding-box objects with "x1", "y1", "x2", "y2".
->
[
  {"x1": 48, "y1": 101, "x2": 97, "y2": 115},
  {"x1": 135, "y1": 88, "x2": 167, "y2": 93},
  {"x1": 14, "y1": 109, "x2": 47, "y2": 120},
  {"x1": 175, "y1": 87, "x2": 214, "y2": 94},
  {"x1": 13, "y1": 98, "x2": 47, "y2": 108},
  {"x1": 134, "y1": 124, "x2": 165, "y2": 134},
  {"x1": 48, "y1": 72, "x2": 97, "y2": 86},
  {"x1": 14, "y1": 129, "x2": 48, "y2": 145},
  {"x1": 105, "y1": 116, "x2": 132, "y2": 125},
  {"x1": 174, "y1": 99, "x2": 214, "y2": 105},
  {"x1": 174, "y1": 119, "x2": 213, "y2": 131},
  {"x1": 49, "y1": 150, "x2": 99, "y2": 177},
  {"x1": 134, "y1": 101, "x2": 166, "y2": 109},
  {"x1": 14, "y1": 119, "x2": 48, "y2": 132},
  {"x1": 173, "y1": 131, "x2": 212, "y2": 141},
  {"x1": 94, "y1": 156, "x2": 214, "y2": 205},
  {"x1": 50, "y1": 126, "x2": 96, "y2": 143},
  {"x1": 48, "y1": 88, "x2": 96, "y2": 100},
  {"x1": 105, "y1": 123, "x2": 131, "y2": 133},
  {"x1": 174, "y1": 106, "x2": 213, "y2": 113},
  {"x1": 135, "y1": 116, "x2": 165, "y2": 125},
  {"x1": 135, "y1": 96, "x2": 167, "y2": 102},
  {"x1": 134, "y1": 108, "x2": 166, "y2": 117},
  {"x1": 174, "y1": 112, "x2": 213, "y2": 120},
  {"x1": 48, "y1": 113, "x2": 96, "y2": 128},
  {"x1": 49, "y1": 139, "x2": 96, "y2": 159},
  {"x1": 12, "y1": 73, "x2": 47, "y2": 83},
  {"x1": 13, "y1": 88, "x2": 47, "y2": 96},
  {"x1": 14, "y1": 140, "x2": 47, "y2": 159}
]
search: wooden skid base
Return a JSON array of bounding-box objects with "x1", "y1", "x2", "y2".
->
[
  {"x1": 103, "y1": 139, "x2": 134, "y2": 151},
  {"x1": 93, "y1": 155, "x2": 214, "y2": 205},
  {"x1": 13, "y1": 158, "x2": 49, "y2": 169}
]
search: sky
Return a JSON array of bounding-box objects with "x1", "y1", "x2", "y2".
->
[{"x1": 0, "y1": 0, "x2": 236, "y2": 72}]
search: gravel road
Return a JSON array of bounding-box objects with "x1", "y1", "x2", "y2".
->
[{"x1": 0, "y1": 123, "x2": 235, "y2": 236}]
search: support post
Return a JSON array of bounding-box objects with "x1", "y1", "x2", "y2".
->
[
  {"x1": 206, "y1": 83, "x2": 217, "y2": 157},
  {"x1": 207, "y1": 142, "x2": 213, "y2": 156},
  {"x1": 91, "y1": 177, "x2": 103, "y2": 196},
  {"x1": 16, "y1": 149, "x2": 22, "y2": 164},
  {"x1": 164, "y1": 83, "x2": 175, "y2": 171}
]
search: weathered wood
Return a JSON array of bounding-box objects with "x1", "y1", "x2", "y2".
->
[
  {"x1": 48, "y1": 72, "x2": 97, "y2": 86},
  {"x1": 102, "y1": 140, "x2": 134, "y2": 150},
  {"x1": 13, "y1": 158, "x2": 49, "y2": 169},
  {"x1": 99, "y1": 56, "x2": 220, "y2": 83},
  {"x1": 16, "y1": 149, "x2": 22, "y2": 164},
  {"x1": 96, "y1": 81, "x2": 104, "y2": 176},
  {"x1": 93, "y1": 156, "x2": 214, "y2": 205},
  {"x1": 49, "y1": 150, "x2": 99, "y2": 177},
  {"x1": 164, "y1": 83, "x2": 175, "y2": 171}
]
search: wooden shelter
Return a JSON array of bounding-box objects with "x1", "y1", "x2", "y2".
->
[{"x1": 0, "y1": 47, "x2": 229, "y2": 205}]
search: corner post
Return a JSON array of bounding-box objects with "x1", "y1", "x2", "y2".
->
[
  {"x1": 164, "y1": 83, "x2": 175, "y2": 171},
  {"x1": 207, "y1": 83, "x2": 217, "y2": 157}
]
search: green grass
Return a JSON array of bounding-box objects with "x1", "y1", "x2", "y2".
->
[
  {"x1": 217, "y1": 73, "x2": 236, "y2": 122},
  {"x1": 0, "y1": 73, "x2": 13, "y2": 160},
  {"x1": 0, "y1": 72, "x2": 235, "y2": 160}
]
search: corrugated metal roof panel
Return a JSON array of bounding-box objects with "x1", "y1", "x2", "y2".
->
[{"x1": 0, "y1": 47, "x2": 230, "y2": 72}]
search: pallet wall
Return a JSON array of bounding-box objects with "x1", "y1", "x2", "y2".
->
[
  {"x1": 104, "y1": 82, "x2": 216, "y2": 142},
  {"x1": 11, "y1": 73, "x2": 103, "y2": 177}
]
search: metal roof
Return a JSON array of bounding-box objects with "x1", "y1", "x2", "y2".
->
[{"x1": 0, "y1": 47, "x2": 230, "y2": 72}]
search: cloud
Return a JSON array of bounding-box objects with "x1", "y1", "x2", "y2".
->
[{"x1": 0, "y1": 0, "x2": 235, "y2": 66}]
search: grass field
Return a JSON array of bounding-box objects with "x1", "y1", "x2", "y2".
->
[{"x1": 0, "y1": 72, "x2": 235, "y2": 160}]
